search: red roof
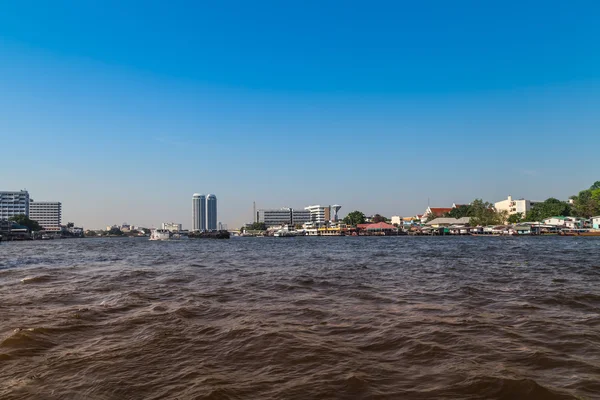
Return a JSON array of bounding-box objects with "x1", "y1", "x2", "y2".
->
[
  {"x1": 366, "y1": 222, "x2": 397, "y2": 230},
  {"x1": 357, "y1": 224, "x2": 371, "y2": 229},
  {"x1": 428, "y1": 207, "x2": 453, "y2": 216}
]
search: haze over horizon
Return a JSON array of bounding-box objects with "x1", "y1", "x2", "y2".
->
[{"x1": 2, "y1": 1, "x2": 599, "y2": 230}]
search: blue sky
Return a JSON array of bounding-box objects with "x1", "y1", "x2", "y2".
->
[{"x1": 1, "y1": 1, "x2": 599, "y2": 229}]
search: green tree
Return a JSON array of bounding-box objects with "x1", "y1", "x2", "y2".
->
[
  {"x1": 246, "y1": 222, "x2": 267, "y2": 231},
  {"x1": 108, "y1": 227, "x2": 123, "y2": 236},
  {"x1": 468, "y1": 199, "x2": 504, "y2": 226},
  {"x1": 570, "y1": 181, "x2": 600, "y2": 218},
  {"x1": 371, "y1": 214, "x2": 387, "y2": 223},
  {"x1": 8, "y1": 214, "x2": 42, "y2": 231},
  {"x1": 67, "y1": 222, "x2": 75, "y2": 228},
  {"x1": 343, "y1": 211, "x2": 366, "y2": 226},
  {"x1": 507, "y1": 212, "x2": 524, "y2": 224},
  {"x1": 444, "y1": 205, "x2": 470, "y2": 219},
  {"x1": 525, "y1": 198, "x2": 571, "y2": 221}
]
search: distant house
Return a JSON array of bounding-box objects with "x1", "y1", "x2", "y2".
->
[
  {"x1": 422, "y1": 207, "x2": 453, "y2": 222},
  {"x1": 593, "y1": 216, "x2": 600, "y2": 229},
  {"x1": 425, "y1": 217, "x2": 471, "y2": 228},
  {"x1": 543, "y1": 216, "x2": 584, "y2": 229}
]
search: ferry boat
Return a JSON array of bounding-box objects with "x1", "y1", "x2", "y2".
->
[
  {"x1": 559, "y1": 229, "x2": 600, "y2": 237},
  {"x1": 149, "y1": 229, "x2": 171, "y2": 241}
]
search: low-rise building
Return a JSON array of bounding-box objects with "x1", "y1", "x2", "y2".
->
[
  {"x1": 542, "y1": 216, "x2": 584, "y2": 229},
  {"x1": 425, "y1": 217, "x2": 471, "y2": 228},
  {"x1": 162, "y1": 222, "x2": 182, "y2": 232},
  {"x1": 422, "y1": 207, "x2": 453, "y2": 222},
  {"x1": 593, "y1": 216, "x2": 600, "y2": 229},
  {"x1": 258, "y1": 208, "x2": 311, "y2": 227},
  {"x1": 495, "y1": 195, "x2": 539, "y2": 217}
]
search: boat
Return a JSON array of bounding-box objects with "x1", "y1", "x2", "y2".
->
[
  {"x1": 273, "y1": 225, "x2": 302, "y2": 237},
  {"x1": 149, "y1": 229, "x2": 171, "y2": 241},
  {"x1": 559, "y1": 229, "x2": 600, "y2": 237}
]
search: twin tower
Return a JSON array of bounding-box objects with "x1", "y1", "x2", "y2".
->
[{"x1": 192, "y1": 194, "x2": 217, "y2": 232}]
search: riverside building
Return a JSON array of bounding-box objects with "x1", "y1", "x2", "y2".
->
[
  {"x1": 257, "y1": 208, "x2": 311, "y2": 227},
  {"x1": 29, "y1": 201, "x2": 62, "y2": 231},
  {"x1": 494, "y1": 195, "x2": 539, "y2": 217},
  {"x1": 161, "y1": 222, "x2": 182, "y2": 232},
  {"x1": 0, "y1": 190, "x2": 30, "y2": 220},
  {"x1": 304, "y1": 204, "x2": 342, "y2": 226}
]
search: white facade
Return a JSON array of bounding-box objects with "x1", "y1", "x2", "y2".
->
[
  {"x1": 192, "y1": 194, "x2": 206, "y2": 231},
  {"x1": 207, "y1": 194, "x2": 217, "y2": 231},
  {"x1": 494, "y1": 195, "x2": 539, "y2": 217},
  {"x1": 593, "y1": 216, "x2": 600, "y2": 229},
  {"x1": 0, "y1": 190, "x2": 30, "y2": 220},
  {"x1": 161, "y1": 222, "x2": 182, "y2": 232},
  {"x1": 29, "y1": 201, "x2": 62, "y2": 231},
  {"x1": 305, "y1": 204, "x2": 342, "y2": 226},
  {"x1": 391, "y1": 216, "x2": 402, "y2": 226}
]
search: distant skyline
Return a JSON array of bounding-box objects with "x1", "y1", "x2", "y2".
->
[{"x1": 1, "y1": 1, "x2": 599, "y2": 229}]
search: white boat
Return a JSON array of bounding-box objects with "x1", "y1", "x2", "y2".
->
[
  {"x1": 149, "y1": 229, "x2": 171, "y2": 241},
  {"x1": 273, "y1": 225, "x2": 305, "y2": 237}
]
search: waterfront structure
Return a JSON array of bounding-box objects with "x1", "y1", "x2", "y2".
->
[
  {"x1": 161, "y1": 222, "x2": 182, "y2": 232},
  {"x1": 425, "y1": 217, "x2": 470, "y2": 227},
  {"x1": 494, "y1": 195, "x2": 539, "y2": 217},
  {"x1": 207, "y1": 194, "x2": 217, "y2": 231},
  {"x1": 305, "y1": 204, "x2": 342, "y2": 226},
  {"x1": 593, "y1": 216, "x2": 600, "y2": 229},
  {"x1": 192, "y1": 194, "x2": 207, "y2": 231},
  {"x1": 258, "y1": 208, "x2": 311, "y2": 227},
  {"x1": 0, "y1": 190, "x2": 30, "y2": 220},
  {"x1": 422, "y1": 207, "x2": 453, "y2": 222},
  {"x1": 542, "y1": 216, "x2": 584, "y2": 229},
  {"x1": 391, "y1": 216, "x2": 403, "y2": 226},
  {"x1": 29, "y1": 201, "x2": 62, "y2": 231}
]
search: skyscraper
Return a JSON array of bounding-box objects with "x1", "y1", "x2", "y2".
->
[
  {"x1": 207, "y1": 194, "x2": 217, "y2": 231},
  {"x1": 192, "y1": 194, "x2": 206, "y2": 231}
]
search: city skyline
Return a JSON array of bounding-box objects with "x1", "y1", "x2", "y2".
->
[{"x1": 1, "y1": 2, "x2": 599, "y2": 230}]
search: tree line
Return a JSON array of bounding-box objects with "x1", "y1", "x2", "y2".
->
[{"x1": 440, "y1": 180, "x2": 600, "y2": 224}]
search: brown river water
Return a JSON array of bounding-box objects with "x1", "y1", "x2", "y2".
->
[{"x1": 1, "y1": 236, "x2": 599, "y2": 399}]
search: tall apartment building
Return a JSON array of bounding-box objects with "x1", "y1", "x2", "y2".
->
[
  {"x1": 192, "y1": 194, "x2": 206, "y2": 231},
  {"x1": 29, "y1": 201, "x2": 62, "y2": 231},
  {"x1": 0, "y1": 190, "x2": 30, "y2": 220},
  {"x1": 257, "y1": 208, "x2": 311, "y2": 227},
  {"x1": 207, "y1": 194, "x2": 217, "y2": 231}
]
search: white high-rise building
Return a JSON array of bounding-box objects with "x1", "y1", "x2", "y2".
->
[
  {"x1": 192, "y1": 194, "x2": 207, "y2": 231},
  {"x1": 29, "y1": 201, "x2": 62, "y2": 231},
  {"x1": 207, "y1": 194, "x2": 217, "y2": 231},
  {"x1": 304, "y1": 204, "x2": 342, "y2": 226},
  {"x1": 0, "y1": 190, "x2": 30, "y2": 220}
]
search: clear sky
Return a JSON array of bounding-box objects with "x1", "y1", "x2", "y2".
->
[{"x1": 1, "y1": 1, "x2": 599, "y2": 229}]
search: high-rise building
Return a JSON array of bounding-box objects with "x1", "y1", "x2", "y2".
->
[
  {"x1": 192, "y1": 194, "x2": 206, "y2": 231},
  {"x1": 207, "y1": 194, "x2": 217, "y2": 231},
  {"x1": 29, "y1": 201, "x2": 62, "y2": 231},
  {"x1": 305, "y1": 204, "x2": 342, "y2": 226},
  {"x1": 0, "y1": 190, "x2": 30, "y2": 220}
]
